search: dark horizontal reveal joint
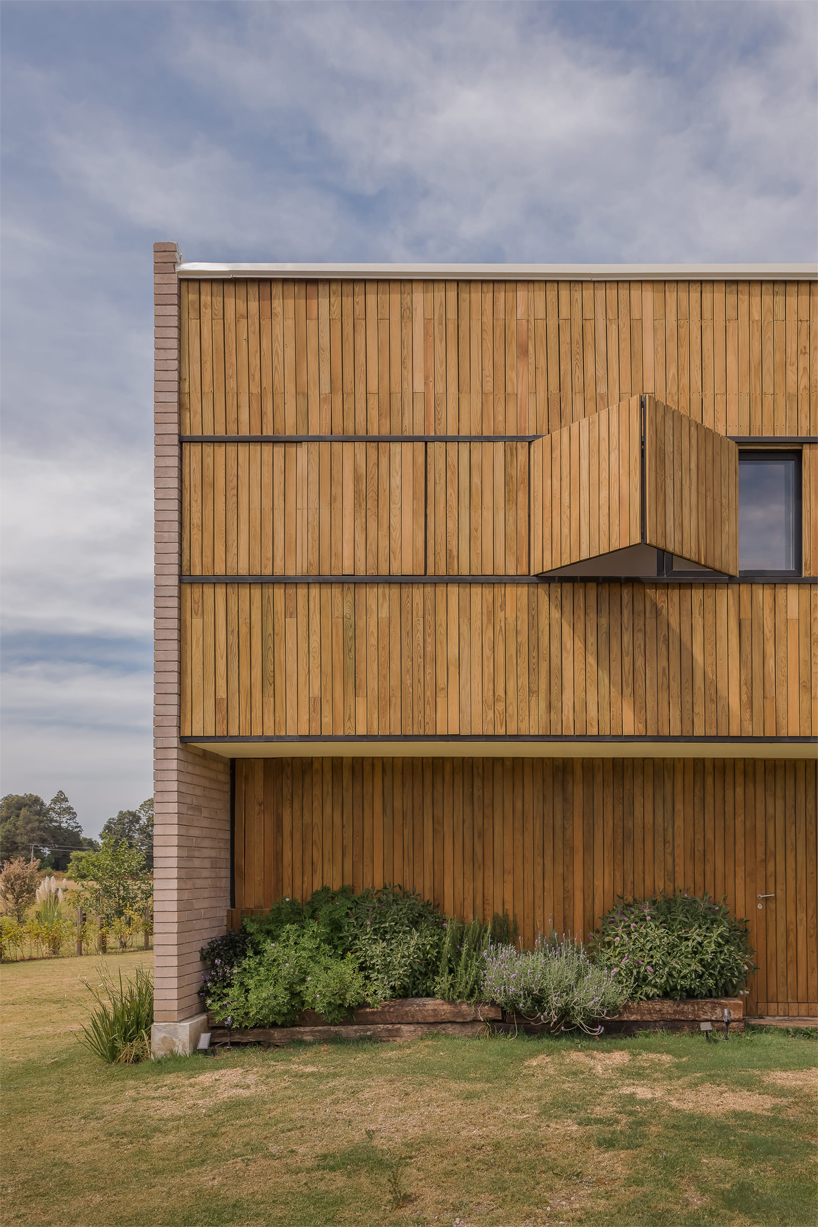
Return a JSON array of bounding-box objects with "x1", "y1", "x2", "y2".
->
[
  {"x1": 180, "y1": 574, "x2": 818, "y2": 586},
  {"x1": 728, "y1": 436, "x2": 817, "y2": 445},
  {"x1": 181, "y1": 433, "x2": 538, "y2": 444}
]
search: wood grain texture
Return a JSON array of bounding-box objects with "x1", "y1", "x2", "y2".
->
[
  {"x1": 183, "y1": 277, "x2": 816, "y2": 438},
  {"x1": 231, "y1": 755, "x2": 818, "y2": 1016},
  {"x1": 530, "y1": 395, "x2": 641, "y2": 571},
  {"x1": 181, "y1": 581, "x2": 817, "y2": 738},
  {"x1": 644, "y1": 396, "x2": 740, "y2": 574}
]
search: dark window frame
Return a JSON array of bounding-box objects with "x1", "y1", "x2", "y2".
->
[{"x1": 659, "y1": 447, "x2": 803, "y2": 581}]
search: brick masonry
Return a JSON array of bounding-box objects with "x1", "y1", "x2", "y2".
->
[{"x1": 153, "y1": 242, "x2": 231, "y2": 1024}]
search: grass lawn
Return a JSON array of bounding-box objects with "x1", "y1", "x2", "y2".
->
[{"x1": 1, "y1": 954, "x2": 816, "y2": 1227}]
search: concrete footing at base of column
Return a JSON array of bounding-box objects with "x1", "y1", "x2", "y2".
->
[{"x1": 151, "y1": 1013, "x2": 209, "y2": 1057}]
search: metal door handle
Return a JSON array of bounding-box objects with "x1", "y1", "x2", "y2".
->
[{"x1": 758, "y1": 894, "x2": 775, "y2": 899}]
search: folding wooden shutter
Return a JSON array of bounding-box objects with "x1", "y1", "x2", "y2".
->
[
  {"x1": 643, "y1": 396, "x2": 739, "y2": 575},
  {"x1": 529, "y1": 395, "x2": 642, "y2": 572}
]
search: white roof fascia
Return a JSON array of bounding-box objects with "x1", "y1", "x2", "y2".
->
[{"x1": 176, "y1": 262, "x2": 817, "y2": 281}]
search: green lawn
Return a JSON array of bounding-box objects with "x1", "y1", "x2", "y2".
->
[{"x1": 1, "y1": 954, "x2": 816, "y2": 1227}]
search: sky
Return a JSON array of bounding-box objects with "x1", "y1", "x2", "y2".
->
[{"x1": 1, "y1": 0, "x2": 816, "y2": 839}]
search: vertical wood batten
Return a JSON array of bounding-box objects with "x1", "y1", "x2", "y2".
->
[{"x1": 230, "y1": 756, "x2": 818, "y2": 1017}]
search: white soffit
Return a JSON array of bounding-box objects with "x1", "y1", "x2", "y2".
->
[{"x1": 176, "y1": 262, "x2": 818, "y2": 282}]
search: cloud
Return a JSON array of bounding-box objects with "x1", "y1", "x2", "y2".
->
[{"x1": 1, "y1": 0, "x2": 815, "y2": 835}]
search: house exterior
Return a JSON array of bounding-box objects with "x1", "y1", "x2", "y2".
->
[{"x1": 151, "y1": 244, "x2": 817, "y2": 1054}]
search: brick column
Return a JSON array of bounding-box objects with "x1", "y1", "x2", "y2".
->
[{"x1": 153, "y1": 242, "x2": 231, "y2": 1034}]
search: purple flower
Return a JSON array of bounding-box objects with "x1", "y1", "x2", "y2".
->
[{"x1": 647, "y1": 966, "x2": 653, "y2": 973}]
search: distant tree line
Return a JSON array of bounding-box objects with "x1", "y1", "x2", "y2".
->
[{"x1": 0, "y1": 792, "x2": 154, "y2": 872}]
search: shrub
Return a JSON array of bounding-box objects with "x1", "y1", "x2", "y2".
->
[
  {"x1": 0, "y1": 857, "x2": 41, "y2": 922},
  {"x1": 79, "y1": 965, "x2": 153, "y2": 1063},
  {"x1": 0, "y1": 916, "x2": 24, "y2": 960},
  {"x1": 198, "y1": 926, "x2": 255, "y2": 1004},
  {"x1": 433, "y1": 918, "x2": 491, "y2": 1003},
  {"x1": 482, "y1": 935, "x2": 627, "y2": 1034},
  {"x1": 208, "y1": 921, "x2": 367, "y2": 1027},
  {"x1": 591, "y1": 890, "x2": 757, "y2": 1002}
]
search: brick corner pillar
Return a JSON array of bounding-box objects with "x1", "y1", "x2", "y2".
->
[{"x1": 152, "y1": 241, "x2": 231, "y2": 1045}]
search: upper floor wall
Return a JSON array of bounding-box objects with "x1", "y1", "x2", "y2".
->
[{"x1": 179, "y1": 276, "x2": 817, "y2": 440}]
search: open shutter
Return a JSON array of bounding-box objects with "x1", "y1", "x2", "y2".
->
[
  {"x1": 644, "y1": 396, "x2": 739, "y2": 575},
  {"x1": 530, "y1": 395, "x2": 642, "y2": 573}
]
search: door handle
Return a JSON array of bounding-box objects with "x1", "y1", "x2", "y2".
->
[{"x1": 757, "y1": 893, "x2": 774, "y2": 909}]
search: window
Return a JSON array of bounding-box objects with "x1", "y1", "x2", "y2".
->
[
  {"x1": 738, "y1": 451, "x2": 801, "y2": 576},
  {"x1": 659, "y1": 448, "x2": 802, "y2": 580}
]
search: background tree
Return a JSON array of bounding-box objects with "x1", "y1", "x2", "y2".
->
[
  {"x1": 69, "y1": 834, "x2": 152, "y2": 928},
  {"x1": 0, "y1": 794, "x2": 49, "y2": 862},
  {"x1": 0, "y1": 792, "x2": 96, "y2": 870},
  {"x1": 0, "y1": 856, "x2": 42, "y2": 922},
  {"x1": 101, "y1": 797, "x2": 153, "y2": 870}
]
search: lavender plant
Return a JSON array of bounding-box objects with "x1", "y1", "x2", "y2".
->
[{"x1": 482, "y1": 934, "x2": 626, "y2": 1034}]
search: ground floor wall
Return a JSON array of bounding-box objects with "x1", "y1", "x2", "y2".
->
[
  {"x1": 153, "y1": 745, "x2": 231, "y2": 1022},
  {"x1": 231, "y1": 755, "x2": 817, "y2": 1018}
]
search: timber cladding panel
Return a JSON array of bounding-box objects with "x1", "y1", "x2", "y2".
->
[
  {"x1": 180, "y1": 278, "x2": 818, "y2": 438},
  {"x1": 644, "y1": 396, "x2": 739, "y2": 574},
  {"x1": 529, "y1": 396, "x2": 642, "y2": 571},
  {"x1": 180, "y1": 580, "x2": 818, "y2": 739},
  {"x1": 230, "y1": 756, "x2": 818, "y2": 1018},
  {"x1": 181, "y1": 439, "x2": 531, "y2": 577}
]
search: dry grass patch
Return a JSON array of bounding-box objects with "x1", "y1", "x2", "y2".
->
[{"x1": 2, "y1": 955, "x2": 816, "y2": 1227}]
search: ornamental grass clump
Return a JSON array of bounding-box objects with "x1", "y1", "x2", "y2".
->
[
  {"x1": 591, "y1": 889, "x2": 757, "y2": 1002},
  {"x1": 482, "y1": 934, "x2": 626, "y2": 1034},
  {"x1": 79, "y1": 965, "x2": 153, "y2": 1063}
]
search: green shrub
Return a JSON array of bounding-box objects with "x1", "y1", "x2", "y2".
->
[
  {"x1": 482, "y1": 935, "x2": 627, "y2": 1033},
  {"x1": 433, "y1": 918, "x2": 491, "y2": 1003},
  {"x1": 79, "y1": 965, "x2": 153, "y2": 1063},
  {"x1": 591, "y1": 890, "x2": 757, "y2": 1002},
  {"x1": 208, "y1": 920, "x2": 367, "y2": 1026}
]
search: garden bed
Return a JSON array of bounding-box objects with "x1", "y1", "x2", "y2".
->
[
  {"x1": 207, "y1": 996, "x2": 743, "y2": 1045},
  {"x1": 208, "y1": 997, "x2": 501, "y2": 1045},
  {"x1": 496, "y1": 997, "x2": 744, "y2": 1036}
]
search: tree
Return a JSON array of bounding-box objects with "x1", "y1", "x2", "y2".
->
[
  {"x1": 0, "y1": 791, "x2": 93, "y2": 870},
  {"x1": 0, "y1": 857, "x2": 41, "y2": 922},
  {"x1": 0, "y1": 794, "x2": 49, "y2": 862},
  {"x1": 71, "y1": 834, "x2": 152, "y2": 928},
  {"x1": 101, "y1": 797, "x2": 153, "y2": 869}
]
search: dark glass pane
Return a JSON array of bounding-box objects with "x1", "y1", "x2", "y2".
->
[{"x1": 738, "y1": 457, "x2": 795, "y2": 571}]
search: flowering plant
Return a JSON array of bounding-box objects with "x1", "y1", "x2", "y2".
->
[
  {"x1": 482, "y1": 934, "x2": 626, "y2": 1034},
  {"x1": 590, "y1": 890, "x2": 757, "y2": 1002}
]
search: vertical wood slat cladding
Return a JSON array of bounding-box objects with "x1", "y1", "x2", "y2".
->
[
  {"x1": 644, "y1": 396, "x2": 740, "y2": 574},
  {"x1": 231, "y1": 756, "x2": 818, "y2": 1016},
  {"x1": 183, "y1": 440, "x2": 425, "y2": 576},
  {"x1": 183, "y1": 440, "x2": 530, "y2": 577},
  {"x1": 181, "y1": 581, "x2": 817, "y2": 738},
  {"x1": 181, "y1": 278, "x2": 818, "y2": 439},
  {"x1": 426, "y1": 441, "x2": 529, "y2": 574},
  {"x1": 530, "y1": 396, "x2": 642, "y2": 571}
]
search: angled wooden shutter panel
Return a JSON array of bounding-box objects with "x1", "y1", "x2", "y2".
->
[
  {"x1": 643, "y1": 396, "x2": 739, "y2": 575},
  {"x1": 529, "y1": 395, "x2": 641, "y2": 572}
]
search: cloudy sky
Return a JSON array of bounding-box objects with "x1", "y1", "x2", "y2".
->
[{"x1": 1, "y1": 0, "x2": 816, "y2": 837}]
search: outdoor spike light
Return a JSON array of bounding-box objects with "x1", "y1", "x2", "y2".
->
[{"x1": 723, "y1": 1007, "x2": 732, "y2": 1041}]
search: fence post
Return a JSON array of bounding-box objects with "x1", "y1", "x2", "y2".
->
[
  {"x1": 143, "y1": 906, "x2": 151, "y2": 950},
  {"x1": 76, "y1": 906, "x2": 83, "y2": 957},
  {"x1": 97, "y1": 916, "x2": 107, "y2": 954}
]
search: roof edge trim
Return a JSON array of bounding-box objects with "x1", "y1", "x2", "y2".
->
[{"x1": 176, "y1": 262, "x2": 817, "y2": 281}]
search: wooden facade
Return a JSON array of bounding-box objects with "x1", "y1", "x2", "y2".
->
[
  {"x1": 230, "y1": 756, "x2": 817, "y2": 1017},
  {"x1": 181, "y1": 580, "x2": 817, "y2": 741},
  {"x1": 173, "y1": 268, "x2": 817, "y2": 1018}
]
